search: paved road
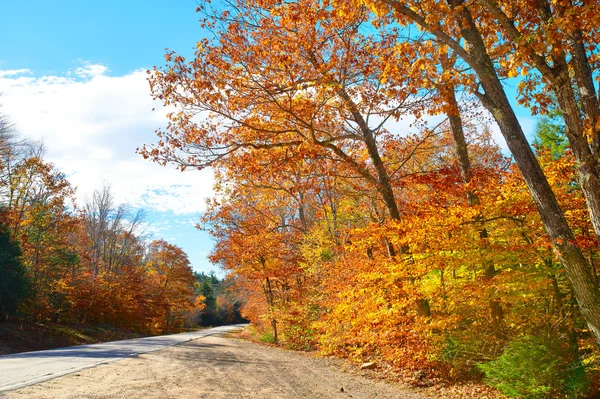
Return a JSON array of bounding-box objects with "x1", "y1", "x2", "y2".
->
[{"x1": 0, "y1": 324, "x2": 247, "y2": 392}]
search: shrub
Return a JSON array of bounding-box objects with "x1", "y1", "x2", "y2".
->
[
  {"x1": 478, "y1": 335, "x2": 589, "y2": 399},
  {"x1": 259, "y1": 333, "x2": 277, "y2": 344}
]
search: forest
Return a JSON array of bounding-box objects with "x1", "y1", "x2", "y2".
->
[
  {"x1": 0, "y1": 111, "x2": 231, "y2": 339},
  {"x1": 139, "y1": 0, "x2": 600, "y2": 397}
]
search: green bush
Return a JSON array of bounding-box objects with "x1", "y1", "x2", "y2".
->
[
  {"x1": 259, "y1": 333, "x2": 277, "y2": 344},
  {"x1": 478, "y1": 335, "x2": 589, "y2": 399},
  {"x1": 439, "y1": 333, "x2": 504, "y2": 379}
]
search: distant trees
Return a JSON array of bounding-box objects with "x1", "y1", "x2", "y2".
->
[
  {"x1": 83, "y1": 184, "x2": 146, "y2": 273},
  {"x1": 145, "y1": 240, "x2": 198, "y2": 332},
  {"x1": 533, "y1": 112, "x2": 568, "y2": 160},
  {"x1": 0, "y1": 108, "x2": 204, "y2": 334},
  {"x1": 0, "y1": 109, "x2": 31, "y2": 320},
  {"x1": 194, "y1": 271, "x2": 246, "y2": 327}
]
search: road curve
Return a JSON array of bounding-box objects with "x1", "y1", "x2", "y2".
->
[{"x1": 0, "y1": 324, "x2": 247, "y2": 392}]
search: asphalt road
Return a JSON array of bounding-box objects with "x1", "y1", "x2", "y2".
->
[{"x1": 0, "y1": 324, "x2": 247, "y2": 393}]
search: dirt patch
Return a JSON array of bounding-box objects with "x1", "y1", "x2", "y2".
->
[
  {"x1": 234, "y1": 329, "x2": 503, "y2": 399},
  {"x1": 3, "y1": 332, "x2": 430, "y2": 399}
]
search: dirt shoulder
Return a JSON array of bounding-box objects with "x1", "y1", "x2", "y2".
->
[{"x1": 3, "y1": 331, "x2": 429, "y2": 399}]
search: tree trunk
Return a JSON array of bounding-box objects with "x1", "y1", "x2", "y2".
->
[
  {"x1": 381, "y1": 0, "x2": 600, "y2": 346},
  {"x1": 550, "y1": 58, "x2": 600, "y2": 247},
  {"x1": 264, "y1": 275, "x2": 278, "y2": 342},
  {"x1": 568, "y1": 29, "x2": 600, "y2": 159},
  {"x1": 443, "y1": 78, "x2": 479, "y2": 206},
  {"x1": 482, "y1": 61, "x2": 600, "y2": 350},
  {"x1": 445, "y1": 79, "x2": 506, "y2": 328}
]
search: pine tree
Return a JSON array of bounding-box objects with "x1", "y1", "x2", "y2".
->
[
  {"x1": 0, "y1": 222, "x2": 30, "y2": 320},
  {"x1": 533, "y1": 112, "x2": 568, "y2": 160}
]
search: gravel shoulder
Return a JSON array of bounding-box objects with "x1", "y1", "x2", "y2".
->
[{"x1": 2, "y1": 331, "x2": 429, "y2": 399}]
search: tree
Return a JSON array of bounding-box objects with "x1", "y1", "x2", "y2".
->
[
  {"x1": 139, "y1": 2, "x2": 599, "y2": 390},
  {"x1": 83, "y1": 184, "x2": 146, "y2": 273},
  {"x1": 366, "y1": 0, "x2": 600, "y2": 349},
  {"x1": 196, "y1": 277, "x2": 218, "y2": 326},
  {"x1": 0, "y1": 219, "x2": 29, "y2": 320},
  {"x1": 533, "y1": 113, "x2": 568, "y2": 160},
  {"x1": 141, "y1": 0, "x2": 452, "y2": 257},
  {"x1": 146, "y1": 240, "x2": 198, "y2": 332}
]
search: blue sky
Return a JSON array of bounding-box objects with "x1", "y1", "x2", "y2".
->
[
  {"x1": 0, "y1": 0, "x2": 205, "y2": 75},
  {"x1": 0, "y1": 0, "x2": 220, "y2": 275}
]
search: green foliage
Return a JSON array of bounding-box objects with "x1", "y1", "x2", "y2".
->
[
  {"x1": 194, "y1": 272, "x2": 246, "y2": 326},
  {"x1": 478, "y1": 336, "x2": 589, "y2": 399},
  {"x1": 533, "y1": 113, "x2": 568, "y2": 159},
  {"x1": 259, "y1": 332, "x2": 277, "y2": 344},
  {"x1": 319, "y1": 248, "x2": 334, "y2": 262},
  {"x1": 0, "y1": 223, "x2": 30, "y2": 319},
  {"x1": 281, "y1": 323, "x2": 317, "y2": 351},
  {"x1": 439, "y1": 333, "x2": 505, "y2": 380},
  {"x1": 200, "y1": 280, "x2": 217, "y2": 310}
]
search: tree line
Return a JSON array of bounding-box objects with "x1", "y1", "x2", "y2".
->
[
  {"x1": 194, "y1": 271, "x2": 247, "y2": 326},
  {"x1": 141, "y1": 0, "x2": 600, "y2": 397},
  {"x1": 0, "y1": 111, "x2": 206, "y2": 334}
]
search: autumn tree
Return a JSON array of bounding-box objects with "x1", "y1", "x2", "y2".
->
[
  {"x1": 0, "y1": 110, "x2": 30, "y2": 320},
  {"x1": 0, "y1": 154, "x2": 81, "y2": 319},
  {"x1": 196, "y1": 273, "x2": 218, "y2": 326},
  {"x1": 145, "y1": 239, "x2": 199, "y2": 332},
  {"x1": 141, "y1": 0, "x2": 454, "y2": 260},
  {"x1": 140, "y1": 1, "x2": 600, "y2": 393},
  {"x1": 0, "y1": 108, "x2": 203, "y2": 334},
  {"x1": 204, "y1": 176, "x2": 309, "y2": 341},
  {"x1": 362, "y1": 0, "x2": 600, "y2": 348},
  {"x1": 83, "y1": 184, "x2": 146, "y2": 273},
  {"x1": 0, "y1": 119, "x2": 43, "y2": 211},
  {"x1": 534, "y1": 111, "x2": 568, "y2": 159}
]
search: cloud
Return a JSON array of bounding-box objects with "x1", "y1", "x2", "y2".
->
[
  {"x1": 0, "y1": 69, "x2": 31, "y2": 78},
  {"x1": 0, "y1": 62, "x2": 214, "y2": 214},
  {"x1": 74, "y1": 62, "x2": 109, "y2": 78}
]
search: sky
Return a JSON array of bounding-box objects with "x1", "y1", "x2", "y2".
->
[
  {"x1": 0, "y1": 1, "x2": 540, "y2": 275},
  {"x1": 0, "y1": 0, "x2": 219, "y2": 274}
]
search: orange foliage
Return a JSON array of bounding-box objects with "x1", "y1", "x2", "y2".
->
[
  {"x1": 140, "y1": 0, "x2": 600, "y2": 390},
  {"x1": 1, "y1": 155, "x2": 202, "y2": 334}
]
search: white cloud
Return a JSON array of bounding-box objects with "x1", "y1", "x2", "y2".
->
[
  {"x1": 140, "y1": 220, "x2": 173, "y2": 236},
  {"x1": 74, "y1": 62, "x2": 109, "y2": 78},
  {"x1": 0, "y1": 62, "x2": 214, "y2": 214},
  {"x1": 0, "y1": 69, "x2": 31, "y2": 78}
]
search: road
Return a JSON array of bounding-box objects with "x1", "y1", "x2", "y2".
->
[
  {"x1": 1, "y1": 328, "x2": 427, "y2": 399},
  {"x1": 0, "y1": 324, "x2": 247, "y2": 393}
]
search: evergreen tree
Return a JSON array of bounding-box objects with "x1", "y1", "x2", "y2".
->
[
  {"x1": 194, "y1": 272, "x2": 219, "y2": 326},
  {"x1": 533, "y1": 112, "x2": 568, "y2": 159},
  {"x1": 200, "y1": 279, "x2": 217, "y2": 313},
  {"x1": 0, "y1": 223, "x2": 29, "y2": 320}
]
